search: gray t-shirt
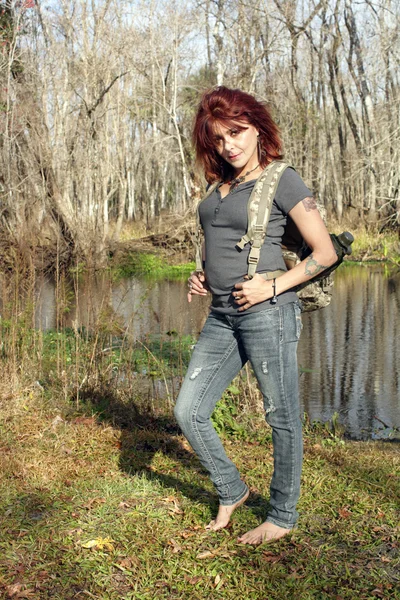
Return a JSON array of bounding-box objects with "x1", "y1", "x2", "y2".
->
[{"x1": 199, "y1": 167, "x2": 312, "y2": 315}]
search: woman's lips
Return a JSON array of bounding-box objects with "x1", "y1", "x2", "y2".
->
[{"x1": 228, "y1": 152, "x2": 241, "y2": 160}]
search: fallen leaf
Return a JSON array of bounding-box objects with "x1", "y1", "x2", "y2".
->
[
  {"x1": 6, "y1": 584, "x2": 35, "y2": 599},
  {"x1": 338, "y1": 508, "x2": 351, "y2": 519},
  {"x1": 14, "y1": 565, "x2": 25, "y2": 574},
  {"x1": 180, "y1": 531, "x2": 196, "y2": 539},
  {"x1": 51, "y1": 415, "x2": 64, "y2": 428},
  {"x1": 17, "y1": 590, "x2": 35, "y2": 599},
  {"x1": 72, "y1": 416, "x2": 97, "y2": 427},
  {"x1": 214, "y1": 575, "x2": 224, "y2": 590},
  {"x1": 168, "y1": 538, "x2": 182, "y2": 553},
  {"x1": 186, "y1": 576, "x2": 202, "y2": 584},
  {"x1": 118, "y1": 501, "x2": 131, "y2": 509},
  {"x1": 6, "y1": 583, "x2": 23, "y2": 597},
  {"x1": 80, "y1": 537, "x2": 115, "y2": 551},
  {"x1": 262, "y1": 550, "x2": 284, "y2": 563},
  {"x1": 81, "y1": 539, "x2": 98, "y2": 549},
  {"x1": 371, "y1": 590, "x2": 386, "y2": 598},
  {"x1": 162, "y1": 496, "x2": 183, "y2": 514},
  {"x1": 118, "y1": 558, "x2": 133, "y2": 569},
  {"x1": 67, "y1": 527, "x2": 83, "y2": 536},
  {"x1": 168, "y1": 505, "x2": 183, "y2": 515},
  {"x1": 163, "y1": 495, "x2": 178, "y2": 502},
  {"x1": 83, "y1": 497, "x2": 106, "y2": 510},
  {"x1": 196, "y1": 550, "x2": 216, "y2": 559},
  {"x1": 114, "y1": 556, "x2": 141, "y2": 571},
  {"x1": 114, "y1": 557, "x2": 135, "y2": 571}
]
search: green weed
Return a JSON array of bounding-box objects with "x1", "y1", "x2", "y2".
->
[
  {"x1": 114, "y1": 252, "x2": 195, "y2": 279},
  {"x1": 0, "y1": 387, "x2": 399, "y2": 600}
]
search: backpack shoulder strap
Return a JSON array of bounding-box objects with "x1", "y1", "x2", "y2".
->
[
  {"x1": 236, "y1": 161, "x2": 290, "y2": 278},
  {"x1": 194, "y1": 181, "x2": 220, "y2": 273}
]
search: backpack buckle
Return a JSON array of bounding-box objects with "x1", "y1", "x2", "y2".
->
[
  {"x1": 252, "y1": 224, "x2": 265, "y2": 245},
  {"x1": 248, "y1": 246, "x2": 261, "y2": 264}
]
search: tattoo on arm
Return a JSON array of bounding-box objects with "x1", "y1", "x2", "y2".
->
[
  {"x1": 304, "y1": 254, "x2": 330, "y2": 277},
  {"x1": 302, "y1": 197, "x2": 317, "y2": 212}
]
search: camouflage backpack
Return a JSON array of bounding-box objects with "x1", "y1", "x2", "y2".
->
[{"x1": 194, "y1": 161, "x2": 353, "y2": 312}]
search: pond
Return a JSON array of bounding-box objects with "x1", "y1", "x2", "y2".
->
[{"x1": 16, "y1": 264, "x2": 400, "y2": 440}]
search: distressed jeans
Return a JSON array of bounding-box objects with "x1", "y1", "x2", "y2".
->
[{"x1": 174, "y1": 302, "x2": 303, "y2": 529}]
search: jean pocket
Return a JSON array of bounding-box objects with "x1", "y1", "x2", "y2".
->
[{"x1": 281, "y1": 302, "x2": 302, "y2": 343}]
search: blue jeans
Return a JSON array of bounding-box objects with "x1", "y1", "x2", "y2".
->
[{"x1": 174, "y1": 302, "x2": 303, "y2": 529}]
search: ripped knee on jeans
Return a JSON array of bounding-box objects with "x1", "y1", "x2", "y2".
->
[
  {"x1": 189, "y1": 367, "x2": 202, "y2": 380},
  {"x1": 264, "y1": 396, "x2": 276, "y2": 414},
  {"x1": 262, "y1": 361, "x2": 268, "y2": 374}
]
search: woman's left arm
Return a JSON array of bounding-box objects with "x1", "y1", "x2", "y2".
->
[{"x1": 234, "y1": 197, "x2": 338, "y2": 311}]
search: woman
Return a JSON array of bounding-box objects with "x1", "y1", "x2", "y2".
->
[{"x1": 174, "y1": 86, "x2": 337, "y2": 545}]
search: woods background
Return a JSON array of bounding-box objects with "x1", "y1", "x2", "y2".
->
[{"x1": 1, "y1": 0, "x2": 399, "y2": 267}]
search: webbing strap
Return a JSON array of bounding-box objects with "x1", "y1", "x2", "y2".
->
[
  {"x1": 259, "y1": 269, "x2": 286, "y2": 281},
  {"x1": 194, "y1": 161, "x2": 290, "y2": 278},
  {"x1": 243, "y1": 161, "x2": 289, "y2": 278},
  {"x1": 194, "y1": 181, "x2": 220, "y2": 273}
]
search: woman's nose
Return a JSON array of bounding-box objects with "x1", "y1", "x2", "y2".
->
[{"x1": 224, "y1": 137, "x2": 235, "y2": 150}]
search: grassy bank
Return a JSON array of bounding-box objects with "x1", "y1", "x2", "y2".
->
[
  {"x1": 0, "y1": 317, "x2": 399, "y2": 599},
  {"x1": 0, "y1": 254, "x2": 399, "y2": 599},
  {"x1": 339, "y1": 227, "x2": 400, "y2": 264},
  {"x1": 1, "y1": 383, "x2": 399, "y2": 600},
  {"x1": 0, "y1": 218, "x2": 399, "y2": 277},
  {"x1": 111, "y1": 223, "x2": 400, "y2": 281}
]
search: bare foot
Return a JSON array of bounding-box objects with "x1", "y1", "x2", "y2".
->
[
  {"x1": 205, "y1": 489, "x2": 249, "y2": 531},
  {"x1": 238, "y1": 521, "x2": 291, "y2": 545}
]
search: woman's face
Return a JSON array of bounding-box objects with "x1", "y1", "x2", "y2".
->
[{"x1": 212, "y1": 121, "x2": 259, "y2": 175}]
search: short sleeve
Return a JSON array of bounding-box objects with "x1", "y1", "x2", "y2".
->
[{"x1": 274, "y1": 167, "x2": 313, "y2": 215}]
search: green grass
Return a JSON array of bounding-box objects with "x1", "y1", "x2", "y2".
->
[
  {"x1": 338, "y1": 227, "x2": 400, "y2": 264},
  {"x1": 0, "y1": 276, "x2": 399, "y2": 599},
  {"x1": 113, "y1": 252, "x2": 195, "y2": 279},
  {"x1": 0, "y1": 385, "x2": 399, "y2": 600}
]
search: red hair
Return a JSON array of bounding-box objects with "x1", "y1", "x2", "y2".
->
[{"x1": 192, "y1": 86, "x2": 283, "y2": 183}]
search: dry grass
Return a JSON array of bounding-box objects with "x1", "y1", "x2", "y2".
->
[
  {"x1": 0, "y1": 358, "x2": 399, "y2": 599},
  {"x1": 0, "y1": 251, "x2": 399, "y2": 599}
]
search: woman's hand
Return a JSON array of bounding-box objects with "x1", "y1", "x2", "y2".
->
[
  {"x1": 233, "y1": 274, "x2": 272, "y2": 311},
  {"x1": 187, "y1": 272, "x2": 209, "y2": 303}
]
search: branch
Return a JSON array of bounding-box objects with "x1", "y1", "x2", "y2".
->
[{"x1": 87, "y1": 71, "x2": 130, "y2": 118}]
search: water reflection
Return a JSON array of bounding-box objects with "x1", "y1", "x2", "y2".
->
[
  {"x1": 298, "y1": 266, "x2": 400, "y2": 438},
  {"x1": 3, "y1": 265, "x2": 400, "y2": 439},
  {"x1": 34, "y1": 273, "x2": 209, "y2": 339}
]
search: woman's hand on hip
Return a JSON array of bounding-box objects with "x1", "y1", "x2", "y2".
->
[
  {"x1": 233, "y1": 274, "x2": 271, "y2": 311},
  {"x1": 187, "y1": 272, "x2": 209, "y2": 303}
]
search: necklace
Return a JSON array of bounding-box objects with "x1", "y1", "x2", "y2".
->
[{"x1": 226, "y1": 164, "x2": 260, "y2": 193}]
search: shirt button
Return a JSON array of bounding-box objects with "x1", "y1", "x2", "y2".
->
[{"x1": 215, "y1": 208, "x2": 219, "y2": 213}]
